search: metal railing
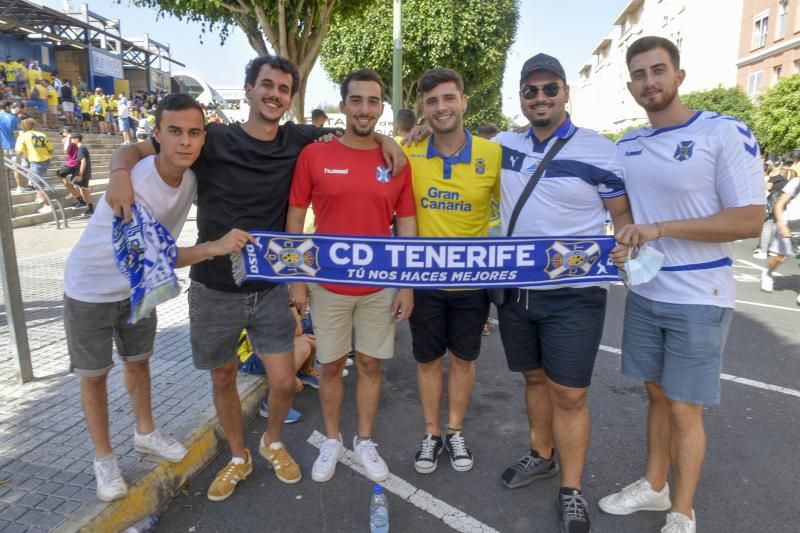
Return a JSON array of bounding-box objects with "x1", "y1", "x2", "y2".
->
[{"x1": 3, "y1": 156, "x2": 69, "y2": 229}]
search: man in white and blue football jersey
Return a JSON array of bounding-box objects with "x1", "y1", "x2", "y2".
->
[
  {"x1": 495, "y1": 53, "x2": 633, "y2": 533},
  {"x1": 599, "y1": 37, "x2": 764, "y2": 533}
]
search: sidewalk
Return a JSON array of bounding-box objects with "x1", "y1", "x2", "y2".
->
[{"x1": 0, "y1": 212, "x2": 265, "y2": 532}]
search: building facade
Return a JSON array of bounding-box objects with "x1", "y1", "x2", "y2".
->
[
  {"x1": 737, "y1": 0, "x2": 800, "y2": 98},
  {"x1": 571, "y1": 0, "x2": 744, "y2": 133}
]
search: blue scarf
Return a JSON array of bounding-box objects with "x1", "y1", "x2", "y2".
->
[
  {"x1": 112, "y1": 203, "x2": 180, "y2": 323},
  {"x1": 232, "y1": 231, "x2": 619, "y2": 289}
]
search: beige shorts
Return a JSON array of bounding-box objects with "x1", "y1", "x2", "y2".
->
[{"x1": 308, "y1": 284, "x2": 397, "y2": 364}]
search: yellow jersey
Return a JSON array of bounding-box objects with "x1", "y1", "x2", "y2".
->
[
  {"x1": 108, "y1": 98, "x2": 117, "y2": 113},
  {"x1": 402, "y1": 131, "x2": 501, "y2": 238},
  {"x1": 25, "y1": 68, "x2": 39, "y2": 89},
  {"x1": 79, "y1": 97, "x2": 91, "y2": 114},
  {"x1": 5, "y1": 61, "x2": 19, "y2": 82},
  {"x1": 15, "y1": 130, "x2": 53, "y2": 163},
  {"x1": 47, "y1": 86, "x2": 58, "y2": 106}
]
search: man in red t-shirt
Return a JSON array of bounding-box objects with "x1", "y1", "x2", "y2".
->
[{"x1": 287, "y1": 68, "x2": 416, "y2": 484}]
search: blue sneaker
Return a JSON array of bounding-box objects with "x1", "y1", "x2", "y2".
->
[
  {"x1": 298, "y1": 368, "x2": 320, "y2": 389},
  {"x1": 259, "y1": 399, "x2": 301, "y2": 423}
]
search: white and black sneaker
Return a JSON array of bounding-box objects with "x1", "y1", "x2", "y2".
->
[
  {"x1": 558, "y1": 488, "x2": 591, "y2": 533},
  {"x1": 444, "y1": 431, "x2": 473, "y2": 472},
  {"x1": 501, "y1": 448, "x2": 559, "y2": 488},
  {"x1": 414, "y1": 434, "x2": 444, "y2": 474}
]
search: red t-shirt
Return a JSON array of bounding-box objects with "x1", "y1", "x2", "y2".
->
[{"x1": 289, "y1": 139, "x2": 415, "y2": 296}]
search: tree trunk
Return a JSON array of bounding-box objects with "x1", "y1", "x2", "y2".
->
[{"x1": 292, "y1": 74, "x2": 308, "y2": 123}]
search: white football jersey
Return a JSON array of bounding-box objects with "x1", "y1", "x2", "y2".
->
[{"x1": 617, "y1": 111, "x2": 765, "y2": 307}]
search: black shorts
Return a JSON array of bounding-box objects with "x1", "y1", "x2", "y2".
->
[
  {"x1": 56, "y1": 165, "x2": 78, "y2": 179},
  {"x1": 408, "y1": 289, "x2": 490, "y2": 363},
  {"x1": 498, "y1": 286, "x2": 607, "y2": 388}
]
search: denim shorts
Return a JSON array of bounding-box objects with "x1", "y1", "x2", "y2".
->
[
  {"x1": 622, "y1": 291, "x2": 733, "y2": 406},
  {"x1": 29, "y1": 160, "x2": 50, "y2": 177},
  {"x1": 64, "y1": 295, "x2": 157, "y2": 377},
  {"x1": 188, "y1": 281, "x2": 295, "y2": 370}
]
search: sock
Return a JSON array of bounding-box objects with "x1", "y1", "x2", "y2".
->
[
  {"x1": 560, "y1": 487, "x2": 582, "y2": 496},
  {"x1": 231, "y1": 455, "x2": 246, "y2": 465},
  {"x1": 356, "y1": 436, "x2": 372, "y2": 444},
  {"x1": 269, "y1": 441, "x2": 283, "y2": 451}
]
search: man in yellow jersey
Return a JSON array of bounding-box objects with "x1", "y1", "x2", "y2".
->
[
  {"x1": 79, "y1": 91, "x2": 92, "y2": 132},
  {"x1": 92, "y1": 89, "x2": 108, "y2": 134},
  {"x1": 4, "y1": 56, "x2": 19, "y2": 95},
  {"x1": 47, "y1": 81, "x2": 60, "y2": 127},
  {"x1": 15, "y1": 117, "x2": 54, "y2": 213},
  {"x1": 401, "y1": 68, "x2": 501, "y2": 475},
  {"x1": 106, "y1": 95, "x2": 118, "y2": 135}
]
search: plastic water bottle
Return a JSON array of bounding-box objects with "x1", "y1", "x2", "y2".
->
[
  {"x1": 369, "y1": 484, "x2": 389, "y2": 533},
  {"x1": 122, "y1": 515, "x2": 159, "y2": 533}
]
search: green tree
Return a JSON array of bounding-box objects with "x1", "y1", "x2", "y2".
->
[
  {"x1": 681, "y1": 86, "x2": 756, "y2": 127},
  {"x1": 320, "y1": 0, "x2": 519, "y2": 130},
  {"x1": 754, "y1": 74, "x2": 800, "y2": 155},
  {"x1": 603, "y1": 123, "x2": 648, "y2": 143},
  {"x1": 129, "y1": 0, "x2": 369, "y2": 120}
]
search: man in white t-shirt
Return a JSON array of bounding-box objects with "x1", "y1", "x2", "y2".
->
[
  {"x1": 118, "y1": 96, "x2": 131, "y2": 144},
  {"x1": 600, "y1": 37, "x2": 764, "y2": 533},
  {"x1": 761, "y1": 176, "x2": 800, "y2": 303},
  {"x1": 63, "y1": 94, "x2": 254, "y2": 502}
]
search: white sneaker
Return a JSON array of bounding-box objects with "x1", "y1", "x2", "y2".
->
[
  {"x1": 312, "y1": 437, "x2": 344, "y2": 482},
  {"x1": 753, "y1": 251, "x2": 767, "y2": 260},
  {"x1": 598, "y1": 477, "x2": 671, "y2": 515},
  {"x1": 134, "y1": 428, "x2": 188, "y2": 462},
  {"x1": 14, "y1": 187, "x2": 24, "y2": 194},
  {"x1": 661, "y1": 510, "x2": 696, "y2": 533},
  {"x1": 353, "y1": 436, "x2": 389, "y2": 482},
  {"x1": 93, "y1": 454, "x2": 128, "y2": 501},
  {"x1": 38, "y1": 205, "x2": 53, "y2": 214},
  {"x1": 760, "y1": 271, "x2": 774, "y2": 292}
]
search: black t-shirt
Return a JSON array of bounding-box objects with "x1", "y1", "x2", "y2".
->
[
  {"x1": 61, "y1": 85, "x2": 74, "y2": 103},
  {"x1": 77, "y1": 145, "x2": 91, "y2": 179},
  {"x1": 188, "y1": 121, "x2": 328, "y2": 292}
]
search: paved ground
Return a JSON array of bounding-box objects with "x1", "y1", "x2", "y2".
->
[
  {"x1": 156, "y1": 240, "x2": 800, "y2": 533},
  {"x1": 0, "y1": 210, "x2": 261, "y2": 533}
]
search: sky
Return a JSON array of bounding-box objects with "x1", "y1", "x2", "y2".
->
[{"x1": 39, "y1": 0, "x2": 631, "y2": 122}]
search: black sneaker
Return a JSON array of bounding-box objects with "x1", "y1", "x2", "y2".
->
[
  {"x1": 73, "y1": 199, "x2": 86, "y2": 207},
  {"x1": 558, "y1": 488, "x2": 591, "y2": 533},
  {"x1": 444, "y1": 431, "x2": 473, "y2": 472},
  {"x1": 83, "y1": 207, "x2": 95, "y2": 217},
  {"x1": 413, "y1": 434, "x2": 443, "y2": 474},
  {"x1": 501, "y1": 448, "x2": 559, "y2": 488}
]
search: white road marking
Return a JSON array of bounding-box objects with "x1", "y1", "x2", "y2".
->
[
  {"x1": 307, "y1": 431, "x2": 500, "y2": 533},
  {"x1": 735, "y1": 299, "x2": 800, "y2": 313},
  {"x1": 598, "y1": 346, "x2": 800, "y2": 399}
]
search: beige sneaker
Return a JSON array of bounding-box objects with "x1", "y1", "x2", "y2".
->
[
  {"x1": 259, "y1": 436, "x2": 302, "y2": 484},
  {"x1": 207, "y1": 449, "x2": 253, "y2": 502}
]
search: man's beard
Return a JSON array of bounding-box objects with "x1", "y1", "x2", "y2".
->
[{"x1": 641, "y1": 85, "x2": 678, "y2": 113}]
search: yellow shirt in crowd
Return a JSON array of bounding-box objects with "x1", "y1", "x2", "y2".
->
[
  {"x1": 15, "y1": 130, "x2": 53, "y2": 163},
  {"x1": 80, "y1": 97, "x2": 91, "y2": 114},
  {"x1": 47, "y1": 86, "x2": 58, "y2": 106}
]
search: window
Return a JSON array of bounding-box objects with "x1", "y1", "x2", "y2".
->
[
  {"x1": 747, "y1": 71, "x2": 764, "y2": 97},
  {"x1": 774, "y1": 65, "x2": 782, "y2": 84},
  {"x1": 753, "y1": 13, "x2": 769, "y2": 48},
  {"x1": 778, "y1": 0, "x2": 789, "y2": 39}
]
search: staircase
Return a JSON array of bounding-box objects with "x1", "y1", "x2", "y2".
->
[{"x1": 7, "y1": 112, "x2": 121, "y2": 228}]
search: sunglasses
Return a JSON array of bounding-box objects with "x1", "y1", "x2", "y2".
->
[{"x1": 520, "y1": 83, "x2": 562, "y2": 99}]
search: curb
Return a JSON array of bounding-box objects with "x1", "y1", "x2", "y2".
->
[{"x1": 55, "y1": 374, "x2": 266, "y2": 533}]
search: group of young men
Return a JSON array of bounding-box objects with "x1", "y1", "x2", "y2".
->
[{"x1": 65, "y1": 34, "x2": 764, "y2": 533}]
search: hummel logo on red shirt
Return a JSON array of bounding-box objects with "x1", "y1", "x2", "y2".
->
[{"x1": 324, "y1": 168, "x2": 349, "y2": 174}]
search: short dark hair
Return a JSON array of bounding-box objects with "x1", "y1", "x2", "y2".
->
[
  {"x1": 154, "y1": 93, "x2": 205, "y2": 128},
  {"x1": 340, "y1": 69, "x2": 384, "y2": 101},
  {"x1": 417, "y1": 68, "x2": 464, "y2": 96},
  {"x1": 476, "y1": 122, "x2": 498, "y2": 137},
  {"x1": 73, "y1": 133, "x2": 83, "y2": 141},
  {"x1": 311, "y1": 109, "x2": 328, "y2": 121},
  {"x1": 244, "y1": 55, "x2": 300, "y2": 96},
  {"x1": 626, "y1": 36, "x2": 681, "y2": 70},
  {"x1": 1, "y1": 101, "x2": 10, "y2": 110},
  {"x1": 396, "y1": 109, "x2": 416, "y2": 131}
]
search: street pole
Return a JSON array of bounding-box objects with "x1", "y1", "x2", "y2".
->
[
  {"x1": 392, "y1": 0, "x2": 403, "y2": 133},
  {"x1": 0, "y1": 159, "x2": 33, "y2": 384}
]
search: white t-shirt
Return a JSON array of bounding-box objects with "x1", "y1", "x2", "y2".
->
[
  {"x1": 64, "y1": 156, "x2": 197, "y2": 303},
  {"x1": 495, "y1": 118, "x2": 626, "y2": 289},
  {"x1": 118, "y1": 102, "x2": 129, "y2": 119},
  {"x1": 780, "y1": 177, "x2": 800, "y2": 222},
  {"x1": 617, "y1": 111, "x2": 765, "y2": 308}
]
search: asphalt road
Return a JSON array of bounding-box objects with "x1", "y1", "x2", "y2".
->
[{"x1": 155, "y1": 238, "x2": 799, "y2": 533}]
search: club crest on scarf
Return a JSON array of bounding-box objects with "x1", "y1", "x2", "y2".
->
[
  {"x1": 266, "y1": 237, "x2": 320, "y2": 276},
  {"x1": 545, "y1": 240, "x2": 602, "y2": 280}
]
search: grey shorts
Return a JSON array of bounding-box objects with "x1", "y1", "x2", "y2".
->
[
  {"x1": 622, "y1": 291, "x2": 733, "y2": 406},
  {"x1": 188, "y1": 281, "x2": 295, "y2": 370},
  {"x1": 64, "y1": 295, "x2": 157, "y2": 377}
]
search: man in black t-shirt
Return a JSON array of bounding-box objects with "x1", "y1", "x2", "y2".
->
[{"x1": 107, "y1": 55, "x2": 406, "y2": 502}]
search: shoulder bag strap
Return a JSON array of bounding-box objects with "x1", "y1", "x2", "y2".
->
[{"x1": 506, "y1": 133, "x2": 575, "y2": 237}]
